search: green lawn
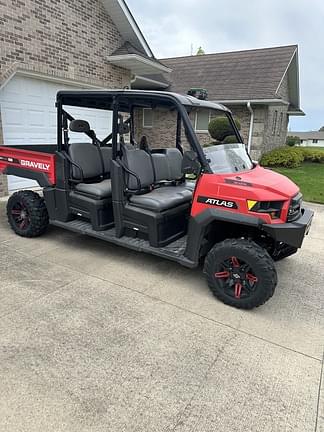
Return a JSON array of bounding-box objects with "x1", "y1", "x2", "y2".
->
[{"x1": 273, "y1": 162, "x2": 324, "y2": 204}]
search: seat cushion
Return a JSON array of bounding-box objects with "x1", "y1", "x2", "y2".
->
[
  {"x1": 129, "y1": 186, "x2": 192, "y2": 212},
  {"x1": 75, "y1": 179, "x2": 112, "y2": 199}
]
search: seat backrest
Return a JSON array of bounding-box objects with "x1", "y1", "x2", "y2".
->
[
  {"x1": 152, "y1": 153, "x2": 170, "y2": 182},
  {"x1": 122, "y1": 147, "x2": 154, "y2": 190},
  {"x1": 165, "y1": 148, "x2": 183, "y2": 181},
  {"x1": 68, "y1": 143, "x2": 111, "y2": 180}
]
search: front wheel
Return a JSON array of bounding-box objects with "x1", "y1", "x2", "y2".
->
[{"x1": 204, "y1": 238, "x2": 277, "y2": 309}]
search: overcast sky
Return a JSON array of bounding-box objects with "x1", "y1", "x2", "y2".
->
[{"x1": 127, "y1": 0, "x2": 324, "y2": 131}]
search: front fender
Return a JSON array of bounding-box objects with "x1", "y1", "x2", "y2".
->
[{"x1": 185, "y1": 208, "x2": 263, "y2": 263}]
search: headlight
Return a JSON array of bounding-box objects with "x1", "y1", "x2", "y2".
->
[
  {"x1": 247, "y1": 200, "x2": 284, "y2": 219},
  {"x1": 287, "y1": 193, "x2": 302, "y2": 222}
]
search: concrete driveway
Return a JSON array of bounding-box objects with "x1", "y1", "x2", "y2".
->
[{"x1": 0, "y1": 199, "x2": 323, "y2": 432}]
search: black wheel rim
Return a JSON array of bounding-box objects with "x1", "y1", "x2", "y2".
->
[
  {"x1": 11, "y1": 201, "x2": 30, "y2": 231},
  {"x1": 214, "y1": 256, "x2": 258, "y2": 300}
]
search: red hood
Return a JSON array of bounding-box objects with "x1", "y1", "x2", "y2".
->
[{"x1": 223, "y1": 165, "x2": 299, "y2": 199}]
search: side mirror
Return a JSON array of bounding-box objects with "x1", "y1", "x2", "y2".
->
[
  {"x1": 182, "y1": 150, "x2": 201, "y2": 176},
  {"x1": 69, "y1": 119, "x2": 90, "y2": 133}
]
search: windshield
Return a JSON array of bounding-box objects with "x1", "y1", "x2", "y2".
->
[
  {"x1": 204, "y1": 144, "x2": 253, "y2": 174},
  {"x1": 187, "y1": 107, "x2": 253, "y2": 173}
]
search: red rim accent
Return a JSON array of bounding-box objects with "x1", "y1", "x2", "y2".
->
[
  {"x1": 215, "y1": 271, "x2": 230, "y2": 279},
  {"x1": 246, "y1": 273, "x2": 258, "y2": 283},
  {"x1": 234, "y1": 282, "x2": 242, "y2": 299},
  {"x1": 11, "y1": 202, "x2": 30, "y2": 231},
  {"x1": 231, "y1": 256, "x2": 240, "y2": 267},
  {"x1": 214, "y1": 256, "x2": 258, "y2": 301}
]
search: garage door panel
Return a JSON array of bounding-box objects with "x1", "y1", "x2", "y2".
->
[
  {"x1": 0, "y1": 75, "x2": 112, "y2": 191},
  {"x1": 1, "y1": 105, "x2": 23, "y2": 127}
]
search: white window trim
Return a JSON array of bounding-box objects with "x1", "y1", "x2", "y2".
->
[
  {"x1": 194, "y1": 110, "x2": 211, "y2": 133},
  {"x1": 143, "y1": 108, "x2": 153, "y2": 128}
]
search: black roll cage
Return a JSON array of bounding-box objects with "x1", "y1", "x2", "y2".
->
[{"x1": 56, "y1": 91, "x2": 243, "y2": 174}]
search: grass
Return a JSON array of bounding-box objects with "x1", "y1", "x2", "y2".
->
[{"x1": 273, "y1": 162, "x2": 324, "y2": 204}]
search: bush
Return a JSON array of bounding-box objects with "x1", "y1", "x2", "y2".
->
[
  {"x1": 294, "y1": 147, "x2": 324, "y2": 163},
  {"x1": 223, "y1": 135, "x2": 238, "y2": 144},
  {"x1": 286, "y1": 136, "x2": 301, "y2": 147},
  {"x1": 208, "y1": 116, "x2": 241, "y2": 142},
  {"x1": 260, "y1": 147, "x2": 304, "y2": 168}
]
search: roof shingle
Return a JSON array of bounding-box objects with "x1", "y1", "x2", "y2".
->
[{"x1": 160, "y1": 45, "x2": 297, "y2": 101}]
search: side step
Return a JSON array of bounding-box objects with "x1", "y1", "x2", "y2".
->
[{"x1": 50, "y1": 219, "x2": 197, "y2": 268}]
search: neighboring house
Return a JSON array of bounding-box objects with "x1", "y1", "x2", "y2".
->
[
  {"x1": 133, "y1": 45, "x2": 304, "y2": 160},
  {"x1": 0, "y1": 0, "x2": 169, "y2": 196},
  {"x1": 288, "y1": 131, "x2": 324, "y2": 147}
]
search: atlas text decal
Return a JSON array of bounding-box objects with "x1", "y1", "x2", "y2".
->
[{"x1": 197, "y1": 196, "x2": 238, "y2": 209}]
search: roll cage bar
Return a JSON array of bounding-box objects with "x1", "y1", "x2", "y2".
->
[{"x1": 56, "y1": 91, "x2": 243, "y2": 174}]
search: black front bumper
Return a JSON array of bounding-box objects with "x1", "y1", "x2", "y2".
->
[{"x1": 262, "y1": 207, "x2": 314, "y2": 249}]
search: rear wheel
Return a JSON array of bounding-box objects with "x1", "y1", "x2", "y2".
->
[
  {"x1": 7, "y1": 190, "x2": 49, "y2": 237},
  {"x1": 204, "y1": 238, "x2": 277, "y2": 309}
]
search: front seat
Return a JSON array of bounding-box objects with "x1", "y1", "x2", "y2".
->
[{"x1": 68, "y1": 143, "x2": 112, "y2": 199}]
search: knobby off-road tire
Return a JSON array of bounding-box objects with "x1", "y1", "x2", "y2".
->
[
  {"x1": 204, "y1": 238, "x2": 277, "y2": 309},
  {"x1": 7, "y1": 190, "x2": 49, "y2": 237}
]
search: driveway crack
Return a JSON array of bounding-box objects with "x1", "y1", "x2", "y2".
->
[
  {"x1": 168, "y1": 333, "x2": 238, "y2": 432},
  {"x1": 314, "y1": 347, "x2": 324, "y2": 431}
]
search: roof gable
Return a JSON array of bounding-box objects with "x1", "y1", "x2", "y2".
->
[
  {"x1": 161, "y1": 45, "x2": 299, "y2": 105},
  {"x1": 101, "y1": 0, "x2": 154, "y2": 57}
]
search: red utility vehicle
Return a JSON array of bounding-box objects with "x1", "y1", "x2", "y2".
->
[{"x1": 0, "y1": 90, "x2": 313, "y2": 308}]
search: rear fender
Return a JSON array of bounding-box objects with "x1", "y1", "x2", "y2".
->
[{"x1": 0, "y1": 146, "x2": 56, "y2": 187}]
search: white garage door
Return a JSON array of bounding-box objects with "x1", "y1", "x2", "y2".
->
[{"x1": 0, "y1": 75, "x2": 112, "y2": 191}]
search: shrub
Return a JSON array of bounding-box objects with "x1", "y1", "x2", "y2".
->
[
  {"x1": 286, "y1": 136, "x2": 301, "y2": 147},
  {"x1": 208, "y1": 116, "x2": 241, "y2": 142},
  {"x1": 260, "y1": 147, "x2": 304, "y2": 168},
  {"x1": 223, "y1": 135, "x2": 238, "y2": 144},
  {"x1": 294, "y1": 147, "x2": 324, "y2": 163}
]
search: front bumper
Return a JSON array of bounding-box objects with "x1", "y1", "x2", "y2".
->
[{"x1": 262, "y1": 207, "x2": 314, "y2": 249}]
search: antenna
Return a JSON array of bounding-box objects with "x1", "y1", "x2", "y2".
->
[{"x1": 190, "y1": 43, "x2": 193, "y2": 56}]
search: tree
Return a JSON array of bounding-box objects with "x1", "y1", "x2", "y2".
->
[
  {"x1": 196, "y1": 46, "x2": 205, "y2": 55},
  {"x1": 286, "y1": 136, "x2": 301, "y2": 147}
]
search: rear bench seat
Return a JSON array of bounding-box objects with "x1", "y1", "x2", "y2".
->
[
  {"x1": 122, "y1": 147, "x2": 193, "y2": 212},
  {"x1": 68, "y1": 143, "x2": 112, "y2": 199}
]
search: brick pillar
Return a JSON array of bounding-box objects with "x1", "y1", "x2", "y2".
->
[{"x1": 0, "y1": 109, "x2": 9, "y2": 197}]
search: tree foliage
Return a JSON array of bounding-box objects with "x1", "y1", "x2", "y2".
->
[
  {"x1": 196, "y1": 46, "x2": 205, "y2": 55},
  {"x1": 286, "y1": 136, "x2": 301, "y2": 147}
]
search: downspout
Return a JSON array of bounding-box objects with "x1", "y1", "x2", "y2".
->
[
  {"x1": 130, "y1": 74, "x2": 137, "y2": 89},
  {"x1": 247, "y1": 101, "x2": 254, "y2": 153}
]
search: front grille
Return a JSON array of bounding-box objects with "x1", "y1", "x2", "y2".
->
[{"x1": 287, "y1": 193, "x2": 302, "y2": 222}]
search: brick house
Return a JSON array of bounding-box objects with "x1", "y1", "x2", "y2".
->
[
  {"x1": 0, "y1": 0, "x2": 169, "y2": 196},
  {"x1": 132, "y1": 45, "x2": 304, "y2": 161}
]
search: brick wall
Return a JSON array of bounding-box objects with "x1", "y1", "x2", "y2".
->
[
  {"x1": 0, "y1": 0, "x2": 130, "y2": 88},
  {"x1": 133, "y1": 102, "x2": 288, "y2": 162},
  {"x1": 0, "y1": 0, "x2": 131, "y2": 196}
]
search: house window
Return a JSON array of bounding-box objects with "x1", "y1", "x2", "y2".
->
[
  {"x1": 143, "y1": 108, "x2": 153, "y2": 128},
  {"x1": 272, "y1": 110, "x2": 278, "y2": 135},
  {"x1": 313, "y1": 139, "x2": 318, "y2": 143},
  {"x1": 195, "y1": 110, "x2": 210, "y2": 132},
  {"x1": 277, "y1": 112, "x2": 283, "y2": 136}
]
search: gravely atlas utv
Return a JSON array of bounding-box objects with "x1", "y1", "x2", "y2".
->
[{"x1": 0, "y1": 90, "x2": 313, "y2": 309}]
